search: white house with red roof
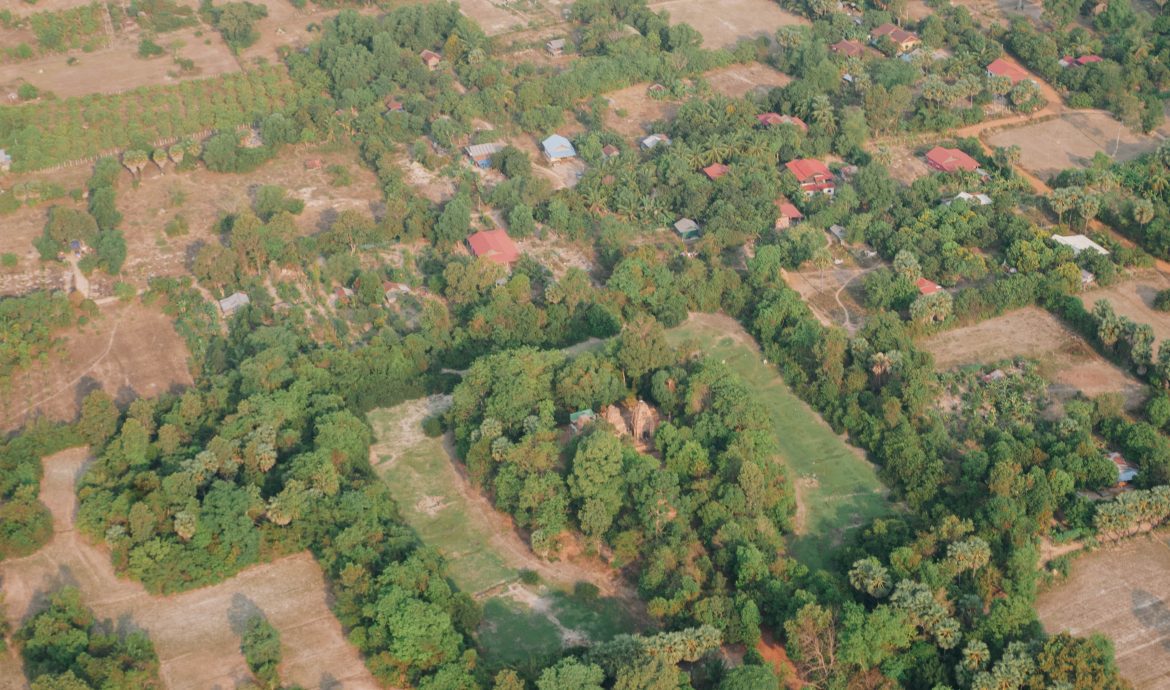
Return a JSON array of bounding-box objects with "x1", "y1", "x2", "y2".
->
[
  {"x1": 986, "y1": 57, "x2": 1033, "y2": 85},
  {"x1": 467, "y1": 229, "x2": 520, "y2": 267},
  {"x1": 785, "y1": 159, "x2": 835, "y2": 196},
  {"x1": 925, "y1": 146, "x2": 981, "y2": 174}
]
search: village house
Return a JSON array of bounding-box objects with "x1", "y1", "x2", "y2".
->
[
  {"x1": 383, "y1": 281, "x2": 413, "y2": 304},
  {"x1": 0, "y1": 149, "x2": 11, "y2": 173},
  {"x1": 916, "y1": 277, "x2": 942, "y2": 295},
  {"x1": 1059, "y1": 55, "x2": 1102, "y2": 68},
  {"x1": 924, "y1": 146, "x2": 981, "y2": 174},
  {"x1": 785, "y1": 158, "x2": 835, "y2": 196},
  {"x1": 304, "y1": 158, "x2": 323, "y2": 170},
  {"x1": 569, "y1": 409, "x2": 594, "y2": 433},
  {"x1": 384, "y1": 97, "x2": 405, "y2": 113},
  {"x1": 420, "y1": 49, "x2": 442, "y2": 70},
  {"x1": 869, "y1": 23, "x2": 920, "y2": 54},
  {"x1": 774, "y1": 199, "x2": 803, "y2": 229},
  {"x1": 703, "y1": 163, "x2": 729, "y2": 181},
  {"x1": 1051, "y1": 233, "x2": 1109, "y2": 256},
  {"x1": 465, "y1": 142, "x2": 504, "y2": 169},
  {"x1": 829, "y1": 224, "x2": 848, "y2": 243},
  {"x1": 218, "y1": 292, "x2": 250, "y2": 317},
  {"x1": 1108, "y1": 452, "x2": 1138, "y2": 485},
  {"x1": 674, "y1": 218, "x2": 701, "y2": 241},
  {"x1": 467, "y1": 228, "x2": 520, "y2": 267},
  {"x1": 546, "y1": 38, "x2": 566, "y2": 56},
  {"x1": 985, "y1": 57, "x2": 1033, "y2": 85},
  {"x1": 647, "y1": 83, "x2": 667, "y2": 95},
  {"x1": 948, "y1": 191, "x2": 992, "y2": 206},
  {"x1": 601, "y1": 144, "x2": 620, "y2": 159},
  {"x1": 830, "y1": 39, "x2": 865, "y2": 58},
  {"x1": 641, "y1": 133, "x2": 671, "y2": 150},
  {"x1": 757, "y1": 112, "x2": 809, "y2": 133},
  {"x1": 541, "y1": 134, "x2": 576, "y2": 162}
]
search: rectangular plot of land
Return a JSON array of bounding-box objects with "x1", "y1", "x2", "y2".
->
[
  {"x1": 1037, "y1": 535, "x2": 1170, "y2": 689},
  {"x1": 987, "y1": 112, "x2": 1165, "y2": 181},
  {"x1": 1082, "y1": 271, "x2": 1170, "y2": 348},
  {"x1": 705, "y1": 62, "x2": 792, "y2": 99},
  {"x1": 648, "y1": 0, "x2": 807, "y2": 49}
]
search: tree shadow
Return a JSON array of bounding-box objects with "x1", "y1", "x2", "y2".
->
[
  {"x1": 316, "y1": 207, "x2": 338, "y2": 233},
  {"x1": 73, "y1": 375, "x2": 104, "y2": 414},
  {"x1": 1131, "y1": 588, "x2": 1170, "y2": 654},
  {"x1": 318, "y1": 672, "x2": 341, "y2": 690},
  {"x1": 227, "y1": 592, "x2": 263, "y2": 636}
]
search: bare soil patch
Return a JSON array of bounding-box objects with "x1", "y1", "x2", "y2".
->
[
  {"x1": 922, "y1": 306, "x2": 1145, "y2": 404},
  {"x1": 236, "y1": 0, "x2": 382, "y2": 64},
  {"x1": 1037, "y1": 534, "x2": 1170, "y2": 689},
  {"x1": 704, "y1": 62, "x2": 792, "y2": 99},
  {"x1": 986, "y1": 111, "x2": 1166, "y2": 181},
  {"x1": 879, "y1": 142, "x2": 934, "y2": 185},
  {"x1": 786, "y1": 263, "x2": 877, "y2": 335},
  {"x1": 0, "y1": 447, "x2": 377, "y2": 690},
  {"x1": 603, "y1": 82, "x2": 680, "y2": 139},
  {"x1": 515, "y1": 233, "x2": 594, "y2": 279},
  {"x1": 1082, "y1": 271, "x2": 1170, "y2": 347},
  {"x1": 647, "y1": 0, "x2": 807, "y2": 49},
  {"x1": 0, "y1": 0, "x2": 100, "y2": 17},
  {"x1": 0, "y1": 300, "x2": 193, "y2": 432},
  {"x1": 0, "y1": 26, "x2": 239, "y2": 100},
  {"x1": 457, "y1": 0, "x2": 545, "y2": 36}
]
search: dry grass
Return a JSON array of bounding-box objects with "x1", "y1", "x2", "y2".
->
[
  {"x1": 0, "y1": 448, "x2": 377, "y2": 690},
  {"x1": 1037, "y1": 534, "x2": 1170, "y2": 689},
  {"x1": 1082, "y1": 271, "x2": 1170, "y2": 347},
  {"x1": 603, "y1": 82, "x2": 680, "y2": 139},
  {"x1": 922, "y1": 306, "x2": 1145, "y2": 404},
  {"x1": 705, "y1": 62, "x2": 792, "y2": 99},
  {"x1": 647, "y1": 0, "x2": 807, "y2": 49}
]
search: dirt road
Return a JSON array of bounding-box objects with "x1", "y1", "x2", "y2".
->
[{"x1": 0, "y1": 448, "x2": 378, "y2": 690}]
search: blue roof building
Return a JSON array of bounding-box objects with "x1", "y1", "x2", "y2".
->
[{"x1": 541, "y1": 134, "x2": 576, "y2": 162}]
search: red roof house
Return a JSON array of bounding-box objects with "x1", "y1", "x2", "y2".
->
[
  {"x1": 467, "y1": 229, "x2": 520, "y2": 266},
  {"x1": 703, "y1": 163, "x2": 730, "y2": 180},
  {"x1": 986, "y1": 57, "x2": 1032, "y2": 85},
  {"x1": 774, "y1": 199, "x2": 804, "y2": 229},
  {"x1": 830, "y1": 39, "x2": 865, "y2": 58},
  {"x1": 420, "y1": 49, "x2": 442, "y2": 69},
  {"x1": 925, "y1": 146, "x2": 980, "y2": 173},
  {"x1": 916, "y1": 277, "x2": 942, "y2": 295},
  {"x1": 757, "y1": 113, "x2": 809, "y2": 132},
  {"x1": 785, "y1": 159, "x2": 835, "y2": 195},
  {"x1": 1075, "y1": 55, "x2": 1102, "y2": 65},
  {"x1": 869, "y1": 23, "x2": 920, "y2": 53}
]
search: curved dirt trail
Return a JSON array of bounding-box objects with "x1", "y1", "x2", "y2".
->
[{"x1": 0, "y1": 448, "x2": 379, "y2": 690}]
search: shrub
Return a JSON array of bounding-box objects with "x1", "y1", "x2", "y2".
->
[
  {"x1": 573, "y1": 581, "x2": 600, "y2": 601},
  {"x1": 17, "y1": 83, "x2": 38, "y2": 100},
  {"x1": 422, "y1": 414, "x2": 444, "y2": 437},
  {"x1": 137, "y1": 37, "x2": 165, "y2": 57},
  {"x1": 519, "y1": 569, "x2": 540, "y2": 585},
  {"x1": 1154, "y1": 289, "x2": 1170, "y2": 312}
]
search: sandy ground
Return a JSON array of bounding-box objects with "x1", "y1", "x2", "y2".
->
[
  {"x1": 603, "y1": 82, "x2": 680, "y2": 139},
  {"x1": 0, "y1": 0, "x2": 102, "y2": 16},
  {"x1": 0, "y1": 146, "x2": 383, "y2": 296},
  {"x1": 1081, "y1": 271, "x2": 1170, "y2": 347},
  {"x1": 0, "y1": 300, "x2": 193, "y2": 432},
  {"x1": 1037, "y1": 534, "x2": 1170, "y2": 689},
  {"x1": 0, "y1": 447, "x2": 378, "y2": 690},
  {"x1": 880, "y1": 142, "x2": 934, "y2": 185},
  {"x1": 987, "y1": 111, "x2": 1169, "y2": 181},
  {"x1": 647, "y1": 0, "x2": 807, "y2": 49},
  {"x1": 922, "y1": 306, "x2": 1145, "y2": 403},
  {"x1": 0, "y1": 26, "x2": 240, "y2": 100},
  {"x1": 705, "y1": 62, "x2": 792, "y2": 99},
  {"x1": 515, "y1": 233, "x2": 594, "y2": 279},
  {"x1": 456, "y1": 0, "x2": 534, "y2": 36},
  {"x1": 786, "y1": 265, "x2": 876, "y2": 336}
]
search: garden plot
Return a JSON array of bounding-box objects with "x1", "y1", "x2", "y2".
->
[
  {"x1": 1037, "y1": 534, "x2": 1170, "y2": 689},
  {"x1": 986, "y1": 111, "x2": 1167, "y2": 181},
  {"x1": 922, "y1": 306, "x2": 1145, "y2": 405},
  {"x1": 647, "y1": 0, "x2": 808, "y2": 49}
]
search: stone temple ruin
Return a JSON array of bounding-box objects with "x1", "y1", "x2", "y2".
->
[{"x1": 600, "y1": 399, "x2": 659, "y2": 447}]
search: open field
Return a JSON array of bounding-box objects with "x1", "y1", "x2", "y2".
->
[
  {"x1": 986, "y1": 111, "x2": 1168, "y2": 181},
  {"x1": 368, "y1": 397, "x2": 642, "y2": 664},
  {"x1": 456, "y1": 0, "x2": 560, "y2": 36},
  {"x1": 786, "y1": 264, "x2": 878, "y2": 336},
  {"x1": 0, "y1": 447, "x2": 377, "y2": 690},
  {"x1": 648, "y1": 0, "x2": 807, "y2": 49},
  {"x1": 0, "y1": 25, "x2": 240, "y2": 100},
  {"x1": 667, "y1": 313, "x2": 891, "y2": 566},
  {"x1": 1082, "y1": 271, "x2": 1170, "y2": 347},
  {"x1": 1037, "y1": 533, "x2": 1170, "y2": 689},
  {"x1": 0, "y1": 300, "x2": 193, "y2": 431},
  {"x1": 922, "y1": 306, "x2": 1145, "y2": 405},
  {"x1": 0, "y1": 145, "x2": 383, "y2": 296},
  {"x1": 880, "y1": 142, "x2": 934, "y2": 185},
  {"x1": 705, "y1": 62, "x2": 792, "y2": 99},
  {"x1": 603, "y1": 82, "x2": 680, "y2": 139}
]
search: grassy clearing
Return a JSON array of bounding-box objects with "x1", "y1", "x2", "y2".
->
[
  {"x1": 367, "y1": 400, "x2": 640, "y2": 666},
  {"x1": 667, "y1": 315, "x2": 892, "y2": 566}
]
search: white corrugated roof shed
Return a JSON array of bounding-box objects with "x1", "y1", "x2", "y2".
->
[
  {"x1": 465, "y1": 142, "x2": 504, "y2": 158},
  {"x1": 1051, "y1": 234, "x2": 1108, "y2": 255},
  {"x1": 219, "y1": 292, "x2": 250, "y2": 315}
]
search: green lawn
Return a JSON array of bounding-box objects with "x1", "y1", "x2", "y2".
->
[
  {"x1": 667, "y1": 316, "x2": 893, "y2": 566},
  {"x1": 367, "y1": 401, "x2": 640, "y2": 665}
]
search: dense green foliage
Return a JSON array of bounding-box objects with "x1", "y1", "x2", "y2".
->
[
  {"x1": 0, "y1": 290, "x2": 74, "y2": 385},
  {"x1": 0, "y1": 419, "x2": 81, "y2": 559},
  {"x1": 18, "y1": 587, "x2": 162, "y2": 689}
]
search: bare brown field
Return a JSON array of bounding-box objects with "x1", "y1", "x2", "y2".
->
[
  {"x1": 922, "y1": 306, "x2": 1145, "y2": 403},
  {"x1": 0, "y1": 0, "x2": 98, "y2": 17},
  {"x1": 237, "y1": 0, "x2": 384, "y2": 64},
  {"x1": 1037, "y1": 534, "x2": 1170, "y2": 689},
  {"x1": 1082, "y1": 271, "x2": 1170, "y2": 347},
  {"x1": 986, "y1": 111, "x2": 1166, "y2": 181},
  {"x1": 705, "y1": 62, "x2": 792, "y2": 99},
  {"x1": 647, "y1": 0, "x2": 807, "y2": 49},
  {"x1": 515, "y1": 233, "x2": 595, "y2": 279},
  {"x1": 880, "y1": 142, "x2": 933, "y2": 185},
  {"x1": 603, "y1": 82, "x2": 679, "y2": 139},
  {"x1": 786, "y1": 264, "x2": 874, "y2": 335},
  {"x1": 0, "y1": 146, "x2": 383, "y2": 296},
  {"x1": 0, "y1": 300, "x2": 193, "y2": 432},
  {"x1": 0, "y1": 27, "x2": 240, "y2": 100},
  {"x1": 457, "y1": 0, "x2": 537, "y2": 36},
  {"x1": 0, "y1": 447, "x2": 378, "y2": 690}
]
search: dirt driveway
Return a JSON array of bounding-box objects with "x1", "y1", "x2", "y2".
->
[{"x1": 0, "y1": 448, "x2": 378, "y2": 690}]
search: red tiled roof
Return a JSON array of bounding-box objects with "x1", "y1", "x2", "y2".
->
[
  {"x1": 1075, "y1": 55, "x2": 1102, "y2": 65},
  {"x1": 785, "y1": 158, "x2": 833, "y2": 183},
  {"x1": 870, "y1": 23, "x2": 918, "y2": 44},
  {"x1": 758, "y1": 113, "x2": 808, "y2": 132},
  {"x1": 703, "y1": 163, "x2": 730, "y2": 180},
  {"x1": 774, "y1": 199, "x2": 803, "y2": 219},
  {"x1": 916, "y1": 277, "x2": 942, "y2": 295},
  {"x1": 830, "y1": 39, "x2": 864, "y2": 57},
  {"x1": 467, "y1": 229, "x2": 519, "y2": 265},
  {"x1": 986, "y1": 57, "x2": 1031, "y2": 85},
  {"x1": 925, "y1": 146, "x2": 980, "y2": 173}
]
